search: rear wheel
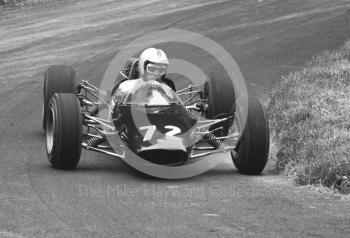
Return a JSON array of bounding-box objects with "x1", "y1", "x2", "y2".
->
[
  {"x1": 204, "y1": 72, "x2": 235, "y2": 119},
  {"x1": 46, "y1": 93, "x2": 82, "y2": 170},
  {"x1": 42, "y1": 65, "x2": 78, "y2": 130},
  {"x1": 231, "y1": 95, "x2": 269, "y2": 175},
  {"x1": 203, "y1": 72, "x2": 236, "y2": 136}
]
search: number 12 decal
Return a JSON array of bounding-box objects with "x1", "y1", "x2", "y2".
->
[{"x1": 140, "y1": 125, "x2": 181, "y2": 141}]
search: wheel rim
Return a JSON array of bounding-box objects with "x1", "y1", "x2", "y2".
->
[
  {"x1": 203, "y1": 81, "x2": 211, "y2": 118},
  {"x1": 41, "y1": 104, "x2": 45, "y2": 127},
  {"x1": 46, "y1": 106, "x2": 55, "y2": 154},
  {"x1": 231, "y1": 139, "x2": 243, "y2": 168}
]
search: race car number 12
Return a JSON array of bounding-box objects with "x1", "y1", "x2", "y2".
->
[{"x1": 140, "y1": 125, "x2": 181, "y2": 141}]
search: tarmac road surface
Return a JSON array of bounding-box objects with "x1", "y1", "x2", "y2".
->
[{"x1": 0, "y1": 0, "x2": 349, "y2": 237}]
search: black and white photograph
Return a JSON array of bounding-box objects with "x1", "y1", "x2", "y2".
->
[{"x1": 0, "y1": 0, "x2": 349, "y2": 237}]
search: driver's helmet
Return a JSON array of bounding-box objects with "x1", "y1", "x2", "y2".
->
[{"x1": 138, "y1": 48, "x2": 169, "y2": 77}]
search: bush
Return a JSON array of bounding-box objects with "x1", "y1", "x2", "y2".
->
[{"x1": 267, "y1": 42, "x2": 350, "y2": 193}]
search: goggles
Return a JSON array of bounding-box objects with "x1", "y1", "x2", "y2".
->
[{"x1": 146, "y1": 64, "x2": 167, "y2": 75}]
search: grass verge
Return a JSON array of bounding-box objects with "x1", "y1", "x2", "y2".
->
[{"x1": 267, "y1": 41, "x2": 350, "y2": 194}]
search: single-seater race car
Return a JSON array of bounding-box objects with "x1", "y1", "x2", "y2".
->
[{"x1": 42, "y1": 60, "x2": 269, "y2": 175}]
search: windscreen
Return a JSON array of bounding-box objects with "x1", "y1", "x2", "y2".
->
[{"x1": 115, "y1": 81, "x2": 181, "y2": 106}]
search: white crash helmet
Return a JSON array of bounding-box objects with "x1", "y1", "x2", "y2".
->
[{"x1": 138, "y1": 48, "x2": 169, "y2": 76}]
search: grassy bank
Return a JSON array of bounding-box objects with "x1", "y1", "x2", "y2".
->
[{"x1": 267, "y1": 41, "x2": 350, "y2": 193}]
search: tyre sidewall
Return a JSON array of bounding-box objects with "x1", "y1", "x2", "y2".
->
[{"x1": 46, "y1": 93, "x2": 82, "y2": 169}]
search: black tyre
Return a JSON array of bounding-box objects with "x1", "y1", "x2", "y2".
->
[
  {"x1": 204, "y1": 73, "x2": 235, "y2": 118},
  {"x1": 203, "y1": 73, "x2": 235, "y2": 137},
  {"x1": 42, "y1": 65, "x2": 78, "y2": 130},
  {"x1": 231, "y1": 95, "x2": 269, "y2": 175},
  {"x1": 46, "y1": 93, "x2": 82, "y2": 170}
]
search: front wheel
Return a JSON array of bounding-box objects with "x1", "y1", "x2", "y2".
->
[
  {"x1": 46, "y1": 93, "x2": 82, "y2": 170},
  {"x1": 231, "y1": 95, "x2": 269, "y2": 175}
]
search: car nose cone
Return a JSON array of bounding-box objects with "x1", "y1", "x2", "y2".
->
[{"x1": 139, "y1": 136, "x2": 188, "y2": 165}]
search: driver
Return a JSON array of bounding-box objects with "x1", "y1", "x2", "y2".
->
[
  {"x1": 117, "y1": 48, "x2": 176, "y2": 93},
  {"x1": 139, "y1": 47, "x2": 169, "y2": 82}
]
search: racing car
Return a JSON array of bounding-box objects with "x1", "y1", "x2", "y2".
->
[{"x1": 42, "y1": 60, "x2": 269, "y2": 175}]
